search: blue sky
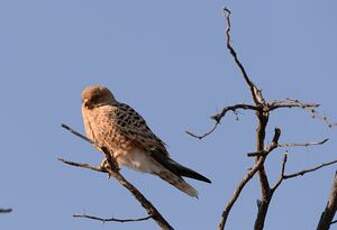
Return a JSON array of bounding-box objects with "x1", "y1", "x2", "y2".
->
[{"x1": 1, "y1": 0, "x2": 337, "y2": 229}]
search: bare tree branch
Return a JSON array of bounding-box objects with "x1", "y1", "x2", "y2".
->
[
  {"x1": 269, "y1": 99, "x2": 337, "y2": 128},
  {"x1": 61, "y1": 124, "x2": 174, "y2": 230},
  {"x1": 284, "y1": 159, "x2": 337, "y2": 180},
  {"x1": 271, "y1": 154, "x2": 288, "y2": 191},
  {"x1": 317, "y1": 172, "x2": 337, "y2": 230},
  {"x1": 247, "y1": 128, "x2": 281, "y2": 157},
  {"x1": 211, "y1": 104, "x2": 258, "y2": 123},
  {"x1": 217, "y1": 156, "x2": 265, "y2": 230},
  {"x1": 186, "y1": 103, "x2": 257, "y2": 140},
  {"x1": 185, "y1": 122, "x2": 219, "y2": 140},
  {"x1": 309, "y1": 109, "x2": 337, "y2": 128},
  {"x1": 268, "y1": 98, "x2": 319, "y2": 111},
  {"x1": 73, "y1": 213, "x2": 152, "y2": 223},
  {"x1": 271, "y1": 155, "x2": 337, "y2": 197},
  {"x1": 261, "y1": 154, "x2": 337, "y2": 194},
  {"x1": 218, "y1": 8, "x2": 275, "y2": 230},
  {"x1": 330, "y1": 220, "x2": 337, "y2": 225},
  {"x1": 253, "y1": 124, "x2": 273, "y2": 230},
  {"x1": 278, "y1": 138, "x2": 329, "y2": 148},
  {"x1": 61, "y1": 124, "x2": 94, "y2": 144},
  {"x1": 217, "y1": 128, "x2": 281, "y2": 230},
  {"x1": 248, "y1": 138, "x2": 329, "y2": 158},
  {"x1": 58, "y1": 158, "x2": 107, "y2": 173},
  {"x1": 223, "y1": 8, "x2": 264, "y2": 105}
]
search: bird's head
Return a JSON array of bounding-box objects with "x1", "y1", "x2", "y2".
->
[{"x1": 81, "y1": 85, "x2": 117, "y2": 109}]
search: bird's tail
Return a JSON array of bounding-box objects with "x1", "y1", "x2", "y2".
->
[
  {"x1": 151, "y1": 154, "x2": 212, "y2": 184},
  {"x1": 166, "y1": 159, "x2": 212, "y2": 183},
  {"x1": 155, "y1": 169, "x2": 199, "y2": 198}
]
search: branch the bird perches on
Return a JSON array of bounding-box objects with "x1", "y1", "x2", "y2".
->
[{"x1": 60, "y1": 123, "x2": 174, "y2": 230}]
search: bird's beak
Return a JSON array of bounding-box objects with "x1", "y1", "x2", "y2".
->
[{"x1": 83, "y1": 99, "x2": 90, "y2": 108}]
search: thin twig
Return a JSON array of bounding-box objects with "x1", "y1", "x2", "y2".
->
[
  {"x1": 211, "y1": 104, "x2": 258, "y2": 123},
  {"x1": 269, "y1": 155, "x2": 337, "y2": 192},
  {"x1": 186, "y1": 103, "x2": 257, "y2": 140},
  {"x1": 223, "y1": 8, "x2": 264, "y2": 104},
  {"x1": 58, "y1": 158, "x2": 107, "y2": 173},
  {"x1": 186, "y1": 122, "x2": 219, "y2": 140},
  {"x1": 278, "y1": 138, "x2": 329, "y2": 148},
  {"x1": 268, "y1": 98, "x2": 319, "y2": 111},
  {"x1": 269, "y1": 99, "x2": 337, "y2": 128},
  {"x1": 247, "y1": 137, "x2": 328, "y2": 157},
  {"x1": 284, "y1": 159, "x2": 337, "y2": 179},
  {"x1": 308, "y1": 109, "x2": 337, "y2": 128},
  {"x1": 331, "y1": 220, "x2": 337, "y2": 225},
  {"x1": 271, "y1": 154, "x2": 288, "y2": 191},
  {"x1": 271, "y1": 156, "x2": 337, "y2": 195},
  {"x1": 61, "y1": 123, "x2": 94, "y2": 144},
  {"x1": 73, "y1": 213, "x2": 152, "y2": 223}
]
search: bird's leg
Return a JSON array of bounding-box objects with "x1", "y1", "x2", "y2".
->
[
  {"x1": 98, "y1": 158, "x2": 111, "y2": 178},
  {"x1": 99, "y1": 156, "x2": 120, "y2": 177},
  {"x1": 99, "y1": 157, "x2": 109, "y2": 169}
]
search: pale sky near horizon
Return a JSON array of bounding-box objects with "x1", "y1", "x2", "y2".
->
[{"x1": 1, "y1": 1, "x2": 337, "y2": 229}]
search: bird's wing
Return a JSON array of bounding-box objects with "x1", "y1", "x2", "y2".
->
[
  {"x1": 114, "y1": 103, "x2": 169, "y2": 157},
  {"x1": 111, "y1": 103, "x2": 212, "y2": 184}
]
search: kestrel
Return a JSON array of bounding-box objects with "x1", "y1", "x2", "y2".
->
[{"x1": 81, "y1": 85, "x2": 211, "y2": 198}]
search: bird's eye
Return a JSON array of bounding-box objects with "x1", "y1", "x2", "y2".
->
[{"x1": 90, "y1": 94, "x2": 101, "y2": 102}]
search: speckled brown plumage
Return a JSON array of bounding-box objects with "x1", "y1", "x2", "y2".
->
[{"x1": 81, "y1": 85, "x2": 211, "y2": 198}]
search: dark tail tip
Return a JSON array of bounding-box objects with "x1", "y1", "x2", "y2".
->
[
  {"x1": 172, "y1": 161, "x2": 212, "y2": 183},
  {"x1": 151, "y1": 153, "x2": 212, "y2": 184},
  {"x1": 188, "y1": 172, "x2": 212, "y2": 184}
]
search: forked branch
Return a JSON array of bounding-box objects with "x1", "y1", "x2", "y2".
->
[
  {"x1": 271, "y1": 155, "x2": 337, "y2": 190},
  {"x1": 284, "y1": 159, "x2": 337, "y2": 180},
  {"x1": 217, "y1": 156, "x2": 264, "y2": 230},
  {"x1": 217, "y1": 128, "x2": 281, "y2": 230}
]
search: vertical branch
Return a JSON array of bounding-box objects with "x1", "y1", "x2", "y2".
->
[
  {"x1": 255, "y1": 114, "x2": 271, "y2": 199},
  {"x1": 217, "y1": 157, "x2": 265, "y2": 230},
  {"x1": 317, "y1": 172, "x2": 337, "y2": 230},
  {"x1": 224, "y1": 7, "x2": 272, "y2": 229},
  {"x1": 221, "y1": 7, "x2": 273, "y2": 230},
  {"x1": 217, "y1": 128, "x2": 280, "y2": 230},
  {"x1": 253, "y1": 124, "x2": 274, "y2": 230},
  {"x1": 223, "y1": 8, "x2": 264, "y2": 105}
]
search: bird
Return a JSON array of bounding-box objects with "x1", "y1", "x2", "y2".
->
[{"x1": 81, "y1": 85, "x2": 211, "y2": 198}]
